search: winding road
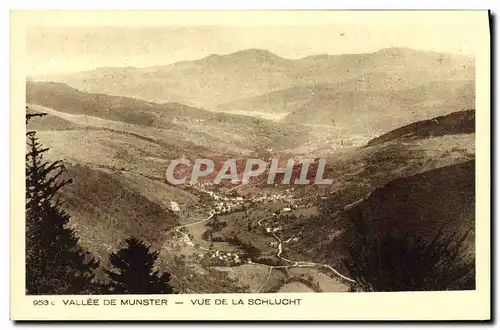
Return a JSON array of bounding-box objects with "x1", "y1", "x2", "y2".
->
[
  {"x1": 252, "y1": 215, "x2": 355, "y2": 292},
  {"x1": 172, "y1": 206, "x2": 355, "y2": 293},
  {"x1": 174, "y1": 213, "x2": 214, "y2": 251}
]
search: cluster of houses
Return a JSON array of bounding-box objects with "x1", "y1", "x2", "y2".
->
[
  {"x1": 178, "y1": 183, "x2": 307, "y2": 263},
  {"x1": 170, "y1": 201, "x2": 181, "y2": 212},
  {"x1": 209, "y1": 193, "x2": 300, "y2": 216},
  {"x1": 252, "y1": 190, "x2": 296, "y2": 205},
  {"x1": 206, "y1": 250, "x2": 242, "y2": 265},
  {"x1": 186, "y1": 182, "x2": 244, "y2": 215},
  {"x1": 265, "y1": 224, "x2": 284, "y2": 234},
  {"x1": 190, "y1": 180, "x2": 307, "y2": 216},
  {"x1": 211, "y1": 196, "x2": 244, "y2": 214}
]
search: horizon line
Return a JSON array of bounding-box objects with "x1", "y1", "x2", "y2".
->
[{"x1": 28, "y1": 45, "x2": 475, "y2": 77}]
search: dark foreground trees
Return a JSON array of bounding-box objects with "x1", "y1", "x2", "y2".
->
[
  {"x1": 105, "y1": 237, "x2": 176, "y2": 294},
  {"x1": 342, "y1": 209, "x2": 475, "y2": 292},
  {"x1": 25, "y1": 111, "x2": 180, "y2": 294},
  {"x1": 25, "y1": 121, "x2": 99, "y2": 294}
]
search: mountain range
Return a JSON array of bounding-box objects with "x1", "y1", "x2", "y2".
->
[{"x1": 31, "y1": 47, "x2": 474, "y2": 110}]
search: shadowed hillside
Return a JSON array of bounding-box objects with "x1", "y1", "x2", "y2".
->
[
  {"x1": 313, "y1": 160, "x2": 475, "y2": 279},
  {"x1": 366, "y1": 109, "x2": 475, "y2": 147},
  {"x1": 59, "y1": 164, "x2": 179, "y2": 262},
  {"x1": 346, "y1": 160, "x2": 474, "y2": 242}
]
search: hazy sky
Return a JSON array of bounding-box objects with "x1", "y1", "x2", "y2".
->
[{"x1": 26, "y1": 24, "x2": 477, "y2": 75}]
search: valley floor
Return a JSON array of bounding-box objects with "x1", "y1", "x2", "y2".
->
[{"x1": 161, "y1": 183, "x2": 354, "y2": 293}]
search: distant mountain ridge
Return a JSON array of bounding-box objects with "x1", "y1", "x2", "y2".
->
[
  {"x1": 37, "y1": 47, "x2": 472, "y2": 73},
  {"x1": 30, "y1": 47, "x2": 475, "y2": 110}
]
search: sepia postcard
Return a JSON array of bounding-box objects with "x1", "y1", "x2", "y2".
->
[{"x1": 10, "y1": 10, "x2": 491, "y2": 321}]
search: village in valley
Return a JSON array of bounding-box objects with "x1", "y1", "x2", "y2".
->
[{"x1": 169, "y1": 180, "x2": 311, "y2": 267}]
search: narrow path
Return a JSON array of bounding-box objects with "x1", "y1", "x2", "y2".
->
[
  {"x1": 253, "y1": 215, "x2": 355, "y2": 292},
  {"x1": 173, "y1": 213, "x2": 214, "y2": 250}
]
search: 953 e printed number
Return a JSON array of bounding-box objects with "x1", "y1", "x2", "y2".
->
[{"x1": 32, "y1": 299, "x2": 55, "y2": 306}]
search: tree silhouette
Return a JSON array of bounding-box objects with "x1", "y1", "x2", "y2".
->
[
  {"x1": 26, "y1": 112, "x2": 47, "y2": 125},
  {"x1": 26, "y1": 113, "x2": 99, "y2": 294},
  {"x1": 105, "y1": 237, "x2": 176, "y2": 294}
]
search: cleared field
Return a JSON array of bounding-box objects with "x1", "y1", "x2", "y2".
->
[
  {"x1": 278, "y1": 282, "x2": 313, "y2": 293},
  {"x1": 212, "y1": 264, "x2": 279, "y2": 293}
]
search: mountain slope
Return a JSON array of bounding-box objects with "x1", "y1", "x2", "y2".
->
[
  {"x1": 292, "y1": 158, "x2": 476, "y2": 279},
  {"x1": 220, "y1": 78, "x2": 474, "y2": 114},
  {"x1": 337, "y1": 159, "x2": 475, "y2": 260},
  {"x1": 278, "y1": 107, "x2": 475, "y2": 267},
  {"x1": 59, "y1": 164, "x2": 179, "y2": 261},
  {"x1": 366, "y1": 109, "x2": 475, "y2": 147},
  {"x1": 31, "y1": 47, "x2": 475, "y2": 109},
  {"x1": 26, "y1": 82, "x2": 312, "y2": 153},
  {"x1": 216, "y1": 84, "x2": 335, "y2": 114},
  {"x1": 280, "y1": 80, "x2": 474, "y2": 133},
  {"x1": 26, "y1": 81, "x2": 212, "y2": 127}
]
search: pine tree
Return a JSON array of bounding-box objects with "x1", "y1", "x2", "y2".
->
[
  {"x1": 105, "y1": 237, "x2": 176, "y2": 294},
  {"x1": 26, "y1": 113, "x2": 100, "y2": 294}
]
